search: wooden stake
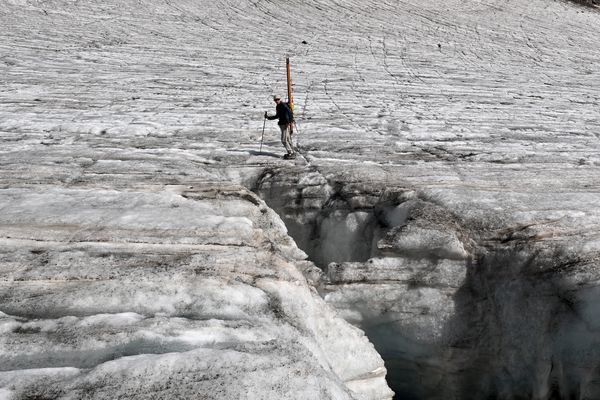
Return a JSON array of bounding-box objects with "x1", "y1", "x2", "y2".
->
[{"x1": 286, "y1": 57, "x2": 293, "y2": 113}]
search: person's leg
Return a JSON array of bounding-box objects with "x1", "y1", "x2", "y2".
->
[
  {"x1": 284, "y1": 124, "x2": 294, "y2": 154},
  {"x1": 279, "y1": 124, "x2": 287, "y2": 152},
  {"x1": 288, "y1": 123, "x2": 295, "y2": 151},
  {"x1": 280, "y1": 124, "x2": 294, "y2": 155}
]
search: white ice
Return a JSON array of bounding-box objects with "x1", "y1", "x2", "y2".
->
[{"x1": 1, "y1": 0, "x2": 600, "y2": 398}]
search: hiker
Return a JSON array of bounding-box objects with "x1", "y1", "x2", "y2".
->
[{"x1": 265, "y1": 95, "x2": 295, "y2": 159}]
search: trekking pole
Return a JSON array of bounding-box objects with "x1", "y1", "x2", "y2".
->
[{"x1": 260, "y1": 115, "x2": 267, "y2": 153}]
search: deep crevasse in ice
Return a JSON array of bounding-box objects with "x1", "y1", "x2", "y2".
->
[{"x1": 254, "y1": 166, "x2": 600, "y2": 399}]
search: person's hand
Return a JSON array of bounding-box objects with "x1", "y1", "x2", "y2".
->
[{"x1": 264, "y1": 111, "x2": 268, "y2": 118}]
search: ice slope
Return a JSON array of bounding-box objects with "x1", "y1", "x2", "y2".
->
[
  {"x1": 0, "y1": 187, "x2": 392, "y2": 399},
  {"x1": 1, "y1": 0, "x2": 600, "y2": 399}
]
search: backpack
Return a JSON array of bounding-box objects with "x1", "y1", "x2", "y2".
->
[{"x1": 284, "y1": 101, "x2": 294, "y2": 123}]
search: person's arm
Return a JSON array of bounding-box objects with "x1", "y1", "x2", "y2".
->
[{"x1": 266, "y1": 104, "x2": 281, "y2": 120}]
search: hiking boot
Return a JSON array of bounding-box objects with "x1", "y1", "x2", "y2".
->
[{"x1": 283, "y1": 153, "x2": 296, "y2": 160}]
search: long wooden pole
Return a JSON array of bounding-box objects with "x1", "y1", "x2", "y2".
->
[{"x1": 286, "y1": 57, "x2": 293, "y2": 113}]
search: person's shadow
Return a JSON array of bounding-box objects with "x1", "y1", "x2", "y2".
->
[{"x1": 248, "y1": 150, "x2": 281, "y2": 158}]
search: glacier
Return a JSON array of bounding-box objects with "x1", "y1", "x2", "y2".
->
[{"x1": 1, "y1": 0, "x2": 600, "y2": 399}]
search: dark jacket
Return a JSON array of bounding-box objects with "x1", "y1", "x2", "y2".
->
[{"x1": 268, "y1": 102, "x2": 293, "y2": 125}]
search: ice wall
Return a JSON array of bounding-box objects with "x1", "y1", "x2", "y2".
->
[
  {"x1": 254, "y1": 168, "x2": 600, "y2": 399},
  {"x1": 0, "y1": 187, "x2": 393, "y2": 399}
]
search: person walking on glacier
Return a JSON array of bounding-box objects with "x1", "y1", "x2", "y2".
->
[{"x1": 265, "y1": 95, "x2": 295, "y2": 159}]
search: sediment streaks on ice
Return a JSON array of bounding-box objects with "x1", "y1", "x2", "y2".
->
[{"x1": 1, "y1": 0, "x2": 600, "y2": 398}]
